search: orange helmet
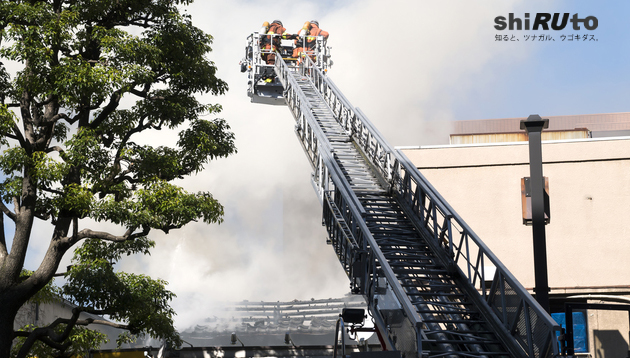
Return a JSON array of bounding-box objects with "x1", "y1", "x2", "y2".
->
[{"x1": 262, "y1": 21, "x2": 270, "y2": 28}]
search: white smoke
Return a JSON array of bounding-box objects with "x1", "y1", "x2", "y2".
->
[
  {"x1": 15, "y1": 0, "x2": 580, "y2": 334},
  {"x1": 116, "y1": 0, "x2": 557, "y2": 332}
]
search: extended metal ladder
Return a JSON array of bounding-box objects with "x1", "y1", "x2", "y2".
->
[{"x1": 273, "y1": 55, "x2": 560, "y2": 358}]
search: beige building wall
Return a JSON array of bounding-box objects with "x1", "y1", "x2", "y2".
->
[
  {"x1": 401, "y1": 137, "x2": 630, "y2": 356},
  {"x1": 401, "y1": 137, "x2": 630, "y2": 292}
]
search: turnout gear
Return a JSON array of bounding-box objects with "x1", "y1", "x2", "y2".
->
[
  {"x1": 303, "y1": 22, "x2": 329, "y2": 64},
  {"x1": 306, "y1": 21, "x2": 329, "y2": 48},
  {"x1": 261, "y1": 20, "x2": 287, "y2": 65},
  {"x1": 294, "y1": 21, "x2": 329, "y2": 64},
  {"x1": 293, "y1": 22, "x2": 311, "y2": 59},
  {"x1": 306, "y1": 21, "x2": 329, "y2": 52}
]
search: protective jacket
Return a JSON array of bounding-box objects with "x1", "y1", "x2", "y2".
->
[
  {"x1": 262, "y1": 22, "x2": 286, "y2": 48},
  {"x1": 306, "y1": 24, "x2": 329, "y2": 50},
  {"x1": 293, "y1": 25, "x2": 310, "y2": 58}
]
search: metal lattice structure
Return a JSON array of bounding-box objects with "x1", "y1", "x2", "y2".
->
[{"x1": 248, "y1": 42, "x2": 560, "y2": 357}]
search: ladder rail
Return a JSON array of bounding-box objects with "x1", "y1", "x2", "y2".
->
[
  {"x1": 277, "y1": 57, "x2": 426, "y2": 356},
  {"x1": 274, "y1": 55, "x2": 560, "y2": 358},
  {"x1": 281, "y1": 67, "x2": 461, "y2": 356},
  {"x1": 392, "y1": 150, "x2": 560, "y2": 358}
]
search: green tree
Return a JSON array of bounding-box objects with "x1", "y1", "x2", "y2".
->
[{"x1": 0, "y1": 1, "x2": 236, "y2": 356}]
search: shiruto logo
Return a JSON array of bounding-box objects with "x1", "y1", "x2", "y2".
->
[{"x1": 495, "y1": 13, "x2": 598, "y2": 31}]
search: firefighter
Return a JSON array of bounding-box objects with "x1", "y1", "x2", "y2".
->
[
  {"x1": 305, "y1": 20, "x2": 329, "y2": 62},
  {"x1": 292, "y1": 21, "x2": 311, "y2": 60},
  {"x1": 260, "y1": 20, "x2": 287, "y2": 65}
]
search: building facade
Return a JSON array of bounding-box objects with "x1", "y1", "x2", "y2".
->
[{"x1": 401, "y1": 113, "x2": 630, "y2": 357}]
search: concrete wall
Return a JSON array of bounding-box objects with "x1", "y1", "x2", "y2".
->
[
  {"x1": 588, "y1": 303, "x2": 630, "y2": 358},
  {"x1": 401, "y1": 137, "x2": 630, "y2": 292}
]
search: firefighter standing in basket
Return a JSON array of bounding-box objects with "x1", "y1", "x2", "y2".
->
[
  {"x1": 260, "y1": 20, "x2": 288, "y2": 65},
  {"x1": 305, "y1": 20, "x2": 329, "y2": 62},
  {"x1": 293, "y1": 21, "x2": 311, "y2": 61}
]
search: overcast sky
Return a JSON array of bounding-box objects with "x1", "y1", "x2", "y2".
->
[{"x1": 13, "y1": 0, "x2": 630, "y2": 332}]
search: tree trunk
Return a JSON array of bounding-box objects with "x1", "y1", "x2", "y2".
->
[{"x1": 0, "y1": 298, "x2": 19, "y2": 358}]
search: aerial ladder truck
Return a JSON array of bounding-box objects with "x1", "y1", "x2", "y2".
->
[{"x1": 240, "y1": 30, "x2": 561, "y2": 358}]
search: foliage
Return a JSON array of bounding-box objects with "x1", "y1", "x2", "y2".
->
[
  {"x1": 62, "y1": 238, "x2": 180, "y2": 343},
  {"x1": 19, "y1": 270, "x2": 61, "y2": 306},
  {"x1": 11, "y1": 324, "x2": 109, "y2": 358},
  {"x1": 0, "y1": 0, "x2": 235, "y2": 357}
]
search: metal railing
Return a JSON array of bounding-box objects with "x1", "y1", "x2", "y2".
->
[
  {"x1": 333, "y1": 318, "x2": 347, "y2": 358},
  {"x1": 277, "y1": 56, "x2": 423, "y2": 357},
  {"x1": 392, "y1": 151, "x2": 559, "y2": 358},
  {"x1": 275, "y1": 55, "x2": 560, "y2": 358},
  {"x1": 244, "y1": 32, "x2": 330, "y2": 70}
]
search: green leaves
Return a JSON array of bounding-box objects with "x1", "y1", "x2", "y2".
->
[
  {"x1": 0, "y1": 148, "x2": 66, "y2": 187},
  {"x1": 144, "y1": 10, "x2": 227, "y2": 95},
  {"x1": 73, "y1": 237, "x2": 155, "y2": 264},
  {"x1": 56, "y1": 183, "x2": 93, "y2": 218},
  {"x1": 136, "y1": 180, "x2": 224, "y2": 228},
  {"x1": 63, "y1": 238, "x2": 180, "y2": 345},
  {"x1": 51, "y1": 55, "x2": 120, "y2": 108},
  {"x1": 93, "y1": 179, "x2": 223, "y2": 231},
  {"x1": 20, "y1": 270, "x2": 61, "y2": 305},
  {"x1": 126, "y1": 118, "x2": 236, "y2": 182},
  {"x1": 11, "y1": 324, "x2": 108, "y2": 358},
  {"x1": 63, "y1": 128, "x2": 111, "y2": 177},
  {"x1": 178, "y1": 118, "x2": 236, "y2": 172},
  {"x1": 1, "y1": 1, "x2": 80, "y2": 99},
  {"x1": 0, "y1": 106, "x2": 17, "y2": 146}
]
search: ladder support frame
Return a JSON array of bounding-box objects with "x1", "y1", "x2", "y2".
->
[{"x1": 274, "y1": 54, "x2": 560, "y2": 358}]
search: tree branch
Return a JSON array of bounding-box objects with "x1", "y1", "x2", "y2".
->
[
  {"x1": 112, "y1": 173, "x2": 137, "y2": 187},
  {"x1": 12, "y1": 196, "x2": 20, "y2": 214},
  {"x1": 0, "y1": 213, "x2": 7, "y2": 258},
  {"x1": 11, "y1": 309, "x2": 130, "y2": 353},
  {"x1": 72, "y1": 217, "x2": 78, "y2": 243},
  {"x1": 38, "y1": 186, "x2": 64, "y2": 196},
  {"x1": 45, "y1": 309, "x2": 81, "y2": 343},
  {"x1": 13, "y1": 331, "x2": 71, "y2": 353},
  {"x1": 129, "y1": 87, "x2": 147, "y2": 98},
  {"x1": 70, "y1": 226, "x2": 150, "y2": 245},
  {"x1": 0, "y1": 201, "x2": 17, "y2": 222},
  {"x1": 43, "y1": 112, "x2": 71, "y2": 125},
  {"x1": 45, "y1": 145, "x2": 64, "y2": 154},
  {"x1": 90, "y1": 89, "x2": 122, "y2": 129},
  {"x1": 14, "y1": 309, "x2": 81, "y2": 358},
  {"x1": 107, "y1": 117, "x2": 150, "y2": 183},
  {"x1": 3, "y1": 133, "x2": 19, "y2": 140},
  {"x1": 11, "y1": 122, "x2": 28, "y2": 149},
  {"x1": 76, "y1": 318, "x2": 130, "y2": 330}
]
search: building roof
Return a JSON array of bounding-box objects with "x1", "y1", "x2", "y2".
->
[
  {"x1": 180, "y1": 295, "x2": 372, "y2": 347},
  {"x1": 453, "y1": 112, "x2": 630, "y2": 135}
]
